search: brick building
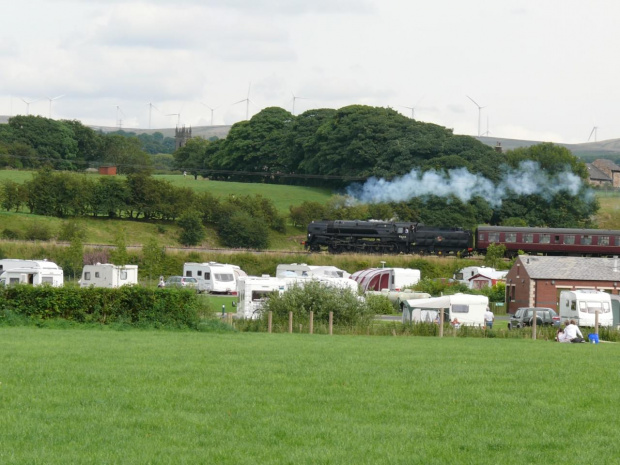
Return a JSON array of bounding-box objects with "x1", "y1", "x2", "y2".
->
[
  {"x1": 591, "y1": 159, "x2": 620, "y2": 188},
  {"x1": 505, "y1": 255, "x2": 620, "y2": 314}
]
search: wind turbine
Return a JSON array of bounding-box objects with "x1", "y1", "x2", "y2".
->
[
  {"x1": 199, "y1": 102, "x2": 219, "y2": 126},
  {"x1": 146, "y1": 102, "x2": 161, "y2": 129},
  {"x1": 46, "y1": 94, "x2": 64, "y2": 119},
  {"x1": 114, "y1": 105, "x2": 125, "y2": 128},
  {"x1": 481, "y1": 116, "x2": 491, "y2": 137},
  {"x1": 166, "y1": 113, "x2": 181, "y2": 126},
  {"x1": 232, "y1": 82, "x2": 253, "y2": 120},
  {"x1": 466, "y1": 95, "x2": 486, "y2": 137},
  {"x1": 21, "y1": 98, "x2": 39, "y2": 116},
  {"x1": 291, "y1": 92, "x2": 308, "y2": 116},
  {"x1": 588, "y1": 126, "x2": 598, "y2": 142},
  {"x1": 399, "y1": 97, "x2": 424, "y2": 120}
]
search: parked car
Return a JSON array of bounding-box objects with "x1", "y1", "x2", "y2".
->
[
  {"x1": 508, "y1": 307, "x2": 560, "y2": 329},
  {"x1": 164, "y1": 276, "x2": 198, "y2": 289}
]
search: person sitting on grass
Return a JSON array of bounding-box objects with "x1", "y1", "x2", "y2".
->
[{"x1": 564, "y1": 319, "x2": 585, "y2": 343}]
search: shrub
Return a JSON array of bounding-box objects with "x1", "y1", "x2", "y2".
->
[
  {"x1": 2, "y1": 229, "x2": 21, "y2": 240},
  {"x1": 58, "y1": 220, "x2": 86, "y2": 241},
  {"x1": 24, "y1": 222, "x2": 53, "y2": 241},
  {"x1": 217, "y1": 210, "x2": 269, "y2": 249},
  {"x1": 261, "y1": 280, "x2": 376, "y2": 327},
  {"x1": 177, "y1": 210, "x2": 206, "y2": 246}
]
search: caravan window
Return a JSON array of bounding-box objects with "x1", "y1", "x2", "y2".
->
[
  {"x1": 197, "y1": 270, "x2": 202, "y2": 277},
  {"x1": 214, "y1": 273, "x2": 234, "y2": 282},
  {"x1": 42, "y1": 277, "x2": 53, "y2": 284},
  {"x1": 205, "y1": 272, "x2": 210, "y2": 280},
  {"x1": 9, "y1": 277, "x2": 20, "y2": 284},
  {"x1": 251, "y1": 290, "x2": 272, "y2": 301},
  {"x1": 186, "y1": 271, "x2": 192, "y2": 277},
  {"x1": 452, "y1": 304, "x2": 469, "y2": 313},
  {"x1": 95, "y1": 272, "x2": 100, "y2": 278},
  {"x1": 84, "y1": 272, "x2": 91, "y2": 280},
  {"x1": 120, "y1": 271, "x2": 127, "y2": 280},
  {"x1": 579, "y1": 301, "x2": 610, "y2": 314}
]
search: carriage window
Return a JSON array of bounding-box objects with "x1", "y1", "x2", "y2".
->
[
  {"x1": 523, "y1": 233, "x2": 533, "y2": 243},
  {"x1": 478, "y1": 232, "x2": 485, "y2": 241},
  {"x1": 599, "y1": 236, "x2": 610, "y2": 246},
  {"x1": 616, "y1": 237, "x2": 620, "y2": 246},
  {"x1": 581, "y1": 235, "x2": 592, "y2": 245},
  {"x1": 505, "y1": 233, "x2": 516, "y2": 243},
  {"x1": 563, "y1": 235, "x2": 575, "y2": 245},
  {"x1": 539, "y1": 234, "x2": 550, "y2": 244},
  {"x1": 488, "y1": 232, "x2": 500, "y2": 242}
]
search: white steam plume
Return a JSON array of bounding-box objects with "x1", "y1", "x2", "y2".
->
[{"x1": 346, "y1": 161, "x2": 584, "y2": 207}]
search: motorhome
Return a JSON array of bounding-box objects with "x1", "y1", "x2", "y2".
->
[
  {"x1": 236, "y1": 274, "x2": 360, "y2": 320},
  {"x1": 183, "y1": 262, "x2": 247, "y2": 294},
  {"x1": 559, "y1": 290, "x2": 613, "y2": 327},
  {"x1": 402, "y1": 294, "x2": 488, "y2": 326},
  {"x1": 350, "y1": 267, "x2": 420, "y2": 292},
  {"x1": 236, "y1": 275, "x2": 287, "y2": 319},
  {"x1": 79, "y1": 264, "x2": 138, "y2": 288},
  {"x1": 275, "y1": 263, "x2": 350, "y2": 279},
  {"x1": 0, "y1": 260, "x2": 63, "y2": 287}
]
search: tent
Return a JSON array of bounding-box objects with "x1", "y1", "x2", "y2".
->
[{"x1": 402, "y1": 293, "x2": 488, "y2": 326}]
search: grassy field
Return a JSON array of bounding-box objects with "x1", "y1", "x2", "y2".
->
[
  {"x1": 1, "y1": 327, "x2": 618, "y2": 464},
  {"x1": 0, "y1": 171, "x2": 333, "y2": 215}
]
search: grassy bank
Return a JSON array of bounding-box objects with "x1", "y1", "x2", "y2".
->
[{"x1": 1, "y1": 328, "x2": 617, "y2": 464}]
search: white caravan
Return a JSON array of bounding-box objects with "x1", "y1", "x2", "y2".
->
[
  {"x1": 350, "y1": 267, "x2": 421, "y2": 292},
  {"x1": 559, "y1": 290, "x2": 613, "y2": 327},
  {"x1": 402, "y1": 293, "x2": 488, "y2": 326},
  {"x1": 183, "y1": 262, "x2": 247, "y2": 294},
  {"x1": 236, "y1": 275, "x2": 287, "y2": 319},
  {"x1": 275, "y1": 263, "x2": 351, "y2": 279},
  {"x1": 236, "y1": 274, "x2": 360, "y2": 320},
  {"x1": 79, "y1": 264, "x2": 138, "y2": 288},
  {"x1": 0, "y1": 260, "x2": 63, "y2": 287}
]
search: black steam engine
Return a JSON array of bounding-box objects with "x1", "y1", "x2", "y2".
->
[{"x1": 305, "y1": 220, "x2": 473, "y2": 255}]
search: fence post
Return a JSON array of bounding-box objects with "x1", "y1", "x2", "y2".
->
[
  {"x1": 288, "y1": 311, "x2": 293, "y2": 334},
  {"x1": 268, "y1": 311, "x2": 272, "y2": 333},
  {"x1": 532, "y1": 309, "x2": 537, "y2": 340},
  {"x1": 309, "y1": 311, "x2": 314, "y2": 334},
  {"x1": 439, "y1": 308, "x2": 444, "y2": 338},
  {"x1": 329, "y1": 311, "x2": 333, "y2": 335},
  {"x1": 595, "y1": 310, "x2": 599, "y2": 335}
]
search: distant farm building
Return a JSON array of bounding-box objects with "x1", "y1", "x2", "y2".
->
[
  {"x1": 586, "y1": 163, "x2": 612, "y2": 187},
  {"x1": 98, "y1": 166, "x2": 117, "y2": 175},
  {"x1": 591, "y1": 159, "x2": 620, "y2": 188}
]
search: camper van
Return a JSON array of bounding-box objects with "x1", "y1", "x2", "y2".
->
[
  {"x1": 79, "y1": 264, "x2": 138, "y2": 288},
  {"x1": 275, "y1": 263, "x2": 350, "y2": 279},
  {"x1": 183, "y1": 262, "x2": 247, "y2": 294},
  {"x1": 402, "y1": 294, "x2": 488, "y2": 326},
  {"x1": 236, "y1": 275, "x2": 287, "y2": 319},
  {"x1": 0, "y1": 260, "x2": 63, "y2": 287},
  {"x1": 559, "y1": 290, "x2": 613, "y2": 327},
  {"x1": 236, "y1": 274, "x2": 360, "y2": 320}
]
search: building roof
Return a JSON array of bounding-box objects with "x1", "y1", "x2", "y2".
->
[
  {"x1": 586, "y1": 163, "x2": 612, "y2": 182},
  {"x1": 517, "y1": 255, "x2": 620, "y2": 281},
  {"x1": 593, "y1": 158, "x2": 620, "y2": 172}
]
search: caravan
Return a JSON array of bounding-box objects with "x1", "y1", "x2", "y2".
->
[
  {"x1": 350, "y1": 267, "x2": 420, "y2": 293},
  {"x1": 183, "y1": 262, "x2": 247, "y2": 294},
  {"x1": 402, "y1": 294, "x2": 488, "y2": 326},
  {"x1": 79, "y1": 264, "x2": 138, "y2": 288},
  {"x1": 559, "y1": 290, "x2": 613, "y2": 327},
  {"x1": 0, "y1": 260, "x2": 63, "y2": 287},
  {"x1": 275, "y1": 263, "x2": 350, "y2": 279}
]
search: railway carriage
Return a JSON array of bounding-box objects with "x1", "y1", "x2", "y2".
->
[{"x1": 475, "y1": 225, "x2": 620, "y2": 257}]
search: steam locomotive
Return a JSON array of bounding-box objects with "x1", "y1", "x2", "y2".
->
[
  {"x1": 306, "y1": 221, "x2": 620, "y2": 257},
  {"x1": 305, "y1": 220, "x2": 473, "y2": 255}
]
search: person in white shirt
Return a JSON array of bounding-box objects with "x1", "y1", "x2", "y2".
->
[
  {"x1": 564, "y1": 319, "x2": 584, "y2": 342},
  {"x1": 484, "y1": 307, "x2": 494, "y2": 329}
]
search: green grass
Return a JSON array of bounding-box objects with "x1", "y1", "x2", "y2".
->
[
  {"x1": 0, "y1": 170, "x2": 333, "y2": 215},
  {"x1": 1, "y1": 327, "x2": 618, "y2": 464}
]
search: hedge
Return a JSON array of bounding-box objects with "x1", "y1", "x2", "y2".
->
[{"x1": 0, "y1": 286, "x2": 204, "y2": 329}]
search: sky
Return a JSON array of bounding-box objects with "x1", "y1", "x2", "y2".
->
[{"x1": 1, "y1": 0, "x2": 619, "y2": 144}]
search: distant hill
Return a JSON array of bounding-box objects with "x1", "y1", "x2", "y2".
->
[
  {"x1": 476, "y1": 136, "x2": 620, "y2": 158},
  {"x1": 90, "y1": 124, "x2": 233, "y2": 140}
]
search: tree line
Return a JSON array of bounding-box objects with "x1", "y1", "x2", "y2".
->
[
  {"x1": 0, "y1": 116, "x2": 177, "y2": 173},
  {"x1": 0, "y1": 170, "x2": 285, "y2": 248}
]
